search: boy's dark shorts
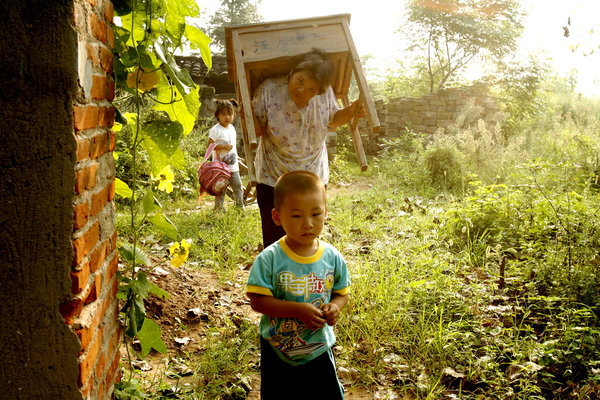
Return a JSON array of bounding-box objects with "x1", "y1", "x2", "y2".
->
[{"x1": 260, "y1": 336, "x2": 344, "y2": 400}]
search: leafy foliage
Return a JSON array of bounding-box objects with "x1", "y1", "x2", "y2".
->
[
  {"x1": 205, "y1": 0, "x2": 263, "y2": 54},
  {"x1": 111, "y1": 0, "x2": 211, "y2": 384},
  {"x1": 404, "y1": 0, "x2": 525, "y2": 92}
]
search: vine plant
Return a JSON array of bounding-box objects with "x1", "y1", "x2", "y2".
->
[{"x1": 110, "y1": 0, "x2": 211, "y2": 378}]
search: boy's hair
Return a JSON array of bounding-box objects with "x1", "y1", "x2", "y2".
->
[
  {"x1": 289, "y1": 48, "x2": 334, "y2": 95},
  {"x1": 214, "y1": 98, "x2": 238, "y2": 119},
  {"x1": 274, "y1": 170, "x2": 326, "y2": 209}
]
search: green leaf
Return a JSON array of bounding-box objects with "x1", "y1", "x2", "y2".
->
[
  {"x1": 142, "y1": 190, "x2": 161, "y2": 214},
  {"x1": 149, "y1": 282, "x2": 170, "y2": 299},
  {"x1": 155, "y1": 42, "x2": 196, "y2": 95},
  {"x1": 120, "y1": 11, "x2": 151, "y2": 47},
  {"x1": 115, "y1": 178, "x2": 133, "y2": 199},
  {"x1": 185, "y1": 25, "x2": 212, "y2": 70},
  {"x1": 125, "y1": 294, "x2": 146, "y2": 338},
  {"x1": 119, "y1": 244, "x2": 150, "y2": 266},
  {"x1": 147, "y1": 213, "x2": 179, "y2": 240},
  {"x1": 137, "y1": 318, "x2": 167, "y2": 358},
  {"x1": 143, "y1": 120, "x2": 183, "y2": 156},
  {"x1": 142, "y1": 137, "x2": 186, "y2": 177},
  {"x1": 128, "y1": 272, "x2": 152, "y2": 298},
  {"x1": 153, "y1": 75, "x2": 199, "y2": 135}
]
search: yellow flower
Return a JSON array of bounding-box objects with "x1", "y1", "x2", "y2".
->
[
  {"x1": 126, "y1": 67, "x2": 160, "y2": 92},
  {"x1": 152, "y1": 165, "x2": 174, "y2": 193},
  {"x1": 169, "y1": 239, "x2": 191, "y2": 268}
]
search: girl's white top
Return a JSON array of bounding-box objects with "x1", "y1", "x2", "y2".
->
[{"x1": 208, "y1": 122, "x2": 239, "y2": 172}]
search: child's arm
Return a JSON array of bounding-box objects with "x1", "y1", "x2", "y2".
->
[
  {"x1": 247, "y1": 293, "x2": 327, "y2": 331},
  {"x1": 321, "y1": 293, "x2": 349, "y2": 326},
  {"x1": 207, "y1": 138, "x2": 233, "y2": 152}
]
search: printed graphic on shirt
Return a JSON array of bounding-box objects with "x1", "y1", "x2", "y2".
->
[
  {"x1": 267, "y1": 269, "x2": 335, "y2": 358},
  {"x1": 276, "y1": 270, "x2": 334, "y2": 300}
]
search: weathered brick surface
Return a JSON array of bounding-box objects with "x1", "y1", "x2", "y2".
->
[
  {"x1": 71, "y1": 260, "x2": 90, "y2": 295},
  {"x1": 91, "y1": 75, "x2": 107, "y2": 100},
  {"x1": 74, "y1": 202, "x2": 90, "y2": 230},
  {"x1": 74, "y1": 105, "x2": 99, "y2": 131},
  {"x1": 69, "y1": 1, "x2": 121, "y2": 398},
  {"x1": 73, "y1": 222, "x2": 100, "y2": 265}
]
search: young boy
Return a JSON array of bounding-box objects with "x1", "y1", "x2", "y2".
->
[{"x1": 246, "y1": 170, "x2": 350, "y2": 399}]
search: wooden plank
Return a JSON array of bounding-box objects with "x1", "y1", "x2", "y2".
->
[
  {"x1": 342, "y1": 94, "x2": 368, "y2": 171},
  {"x1": 341, "y1": 18, "x2": 380, "y2": 134},
  {"x1": 231, "y1": 31, "x2": 257, "y2": 148},
  {"x1": 235, "y1": 24, "x2": 349, "y2": 63},
  {"x1": 225, "y1": 14, "x2": 352, "y2": 79}
]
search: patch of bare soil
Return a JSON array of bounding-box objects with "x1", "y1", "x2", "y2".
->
[{"x1": 122, "y1": 259, "x2": 396, "y2": 399}]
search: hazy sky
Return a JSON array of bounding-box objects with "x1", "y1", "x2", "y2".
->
[{"x1": 195, "y1": 0, "x2": 600, "y2": 96}]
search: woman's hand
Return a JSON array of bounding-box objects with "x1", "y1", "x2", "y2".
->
[{"x1": 330, "y1": 99, "x2": 366, "y2": 129}]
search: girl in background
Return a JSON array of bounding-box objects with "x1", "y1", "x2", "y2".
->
[{"x1": 207, "y1": 99, "x2": 244, "y2": 210}]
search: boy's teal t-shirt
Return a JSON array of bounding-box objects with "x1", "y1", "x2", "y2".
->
[{"x1": 246, "y1": 237, "x2": 351, "y2": 365}]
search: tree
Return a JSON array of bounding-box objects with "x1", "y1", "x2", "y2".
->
[
  {"x1": 206, "y1": 0, "x2": 262, "y2": 54},
  {"x1": 404, "y1": 0, "x2": 525, "y2": 92}
]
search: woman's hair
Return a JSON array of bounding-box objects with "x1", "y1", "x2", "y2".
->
[
  {"x1": 289, "y1": 48, "x2": 335, "y2": 94},
  {"x1": 273, "y1": 170, "x2": 326, "y2": 209},
  {"x1": 214, "y1": 98, "x2": 238, "y2": 119}
]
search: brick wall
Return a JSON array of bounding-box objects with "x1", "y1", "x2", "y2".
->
[{"x1": 60, "y1": 0, "x2": 121, "y2": 399}]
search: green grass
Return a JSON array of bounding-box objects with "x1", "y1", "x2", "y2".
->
[{"x1": 116, "y1": 93, "x2": 600, "y2": 399}]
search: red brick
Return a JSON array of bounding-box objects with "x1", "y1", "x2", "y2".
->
[
  {"x1": 73, "y1": 221, "x2": 100, "y2": 265},
  {"x1": 97, "y1": 379, "x2": 105, "y2": 400},
  {"x1": 71, "y1": 260, "x2": 90, "y2": 295},
  {"x1": 108, "y1": 179, "x2": 115, "y2": 202},
  {"x1": 75, "y1": 326, "x2": 93, "y2": 356},
  {"x1": 78, "y1": 328, "x2": 103, "y2": 386},
  {"x1": 107, "y1": 325, "x2": 120, "y2": 358},
  {"x1": 90, "y1": 14, "x2": 107, "y2": 43},
  {"x1": 99, "y1": 46, "x2": 113, "y2": 75},
  {"x1": 110, "y1": 275, "x2": 118, "y2": 297},
  {"x1": 80, "y1": 374, "x2": 93, "y2": 395},
  {"x1": 96, "y1": 349, "x2": 108, "y2": 382},
  {"x1": 74, "y1": 105, "x2": 99, "y2": 131},
  {"x1": 99, "y1": 106, "x2": 115, "y2": 128},
  {"x1": 74, "y1": 202, "x2": 90, "y2": 230},
  {"x1": 75, "y1": 163, "x2": 99, "y2": 194},
  {"x1": 105, "y1": 253, "x2": 119, "y2": 285},
  {"x1": 91, "y1": 75, "x2": 107, "y2": 100},
  {"x1": 107, "y1": 79, "x2": 115, "y2": 102},
  {"x1": 108, "y1": 130, "x2": 116, "y2": 151},
  {"x1": 59, "y1": 299, "x2": 85, "y2": 325},
  {"x1": 90, "y1": 239, "x2": 109, "y2": 273},
  {"x1": 86, "y1": 42, "x2": 99, "y2": 67},
  {"x1": 84, "y1": 273, "x2": 102, "y2": 305},
  {"x1": 76, "y1": 135, "x2": 90, "y2": 161},
  {"x1": 90, "y1": 131, "x2": 109, "y2": 159},
  {"x1": 105, "y1": 350, "x2": 121, "y2": 389},
  {"x1": 105, "y1": 1, "x2": 114, "y2": 23},
  {"x1": 107, "y1": 26, "x2": 114, "y2": 50},
  {"x1": 91, "y1": 184, "x2": 110, "y2": 216}
]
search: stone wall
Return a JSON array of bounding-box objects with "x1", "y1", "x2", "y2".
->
[{"x1": 357, "y1": 84, "x2": 501, "y2": 154}]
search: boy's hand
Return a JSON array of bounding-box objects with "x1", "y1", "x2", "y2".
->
[
  {"x1": 321, "y1": 303, "x2": 341, "y2": 326},
  {"x1": 295, "y1": 303, "x2": 326, "y2": 331}
]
